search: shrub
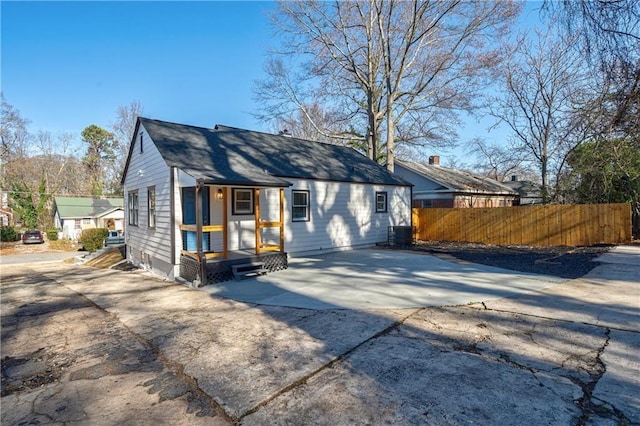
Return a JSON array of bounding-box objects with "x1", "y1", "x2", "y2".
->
[
  {"x1": 80, "y1": 228, "x2": 109, "y2": 252},
  {"x1": 0, "y1": 226, "x2": 17, "y2": 242},
  {"x1": 46, "y1": 228, "x2": 60, "y2": 241}
]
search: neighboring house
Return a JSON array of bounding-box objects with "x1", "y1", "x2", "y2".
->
[
  {"x1": 394, "y1": 157, "x2": 519, "y2": 208},
  {"x1": 121, "y1": 117, "x2": 412, "y2": 285},
  {"x1": 502, "y1": 176, "x2": 543, "y2": 205},
  {"x1": 53, "y1": 197, "x2": 124, "y2": 240}
]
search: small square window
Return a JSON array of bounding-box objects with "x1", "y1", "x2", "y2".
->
[
  {"x1": 232, "y1": 188, "x2": 254, "y2": 215},
  {"x1": 376, "y1": 191, "x2": 387, "y2": 213},
  {"x1": 292, "y1": 190, "x2": 310, "y2": 222}
]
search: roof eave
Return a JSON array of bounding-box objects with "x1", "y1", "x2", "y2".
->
[
  {"x1": 121, "y1": 118, "x2": 142, "y2": 185},
  {"x1": 199, "y1": 179, "x2": 293, "y2": 188},
  {"x1": 414, "y1": 189, "x2": 518, "y2": 196}
]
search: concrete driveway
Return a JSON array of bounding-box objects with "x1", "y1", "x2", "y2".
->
[
  {"x1": 2, "y1": 245, "x2": 638, "y2": 425},
  {"x1": 0, "y1": 251, "x2": 79, "y2": 265},
  {"x1": 202, "y1": 249, "x2": 566, "y2": 309}
]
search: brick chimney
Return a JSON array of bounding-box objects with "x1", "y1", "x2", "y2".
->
[{"x1": 428, "y1": 155, "x2": 440, "y2": 165}]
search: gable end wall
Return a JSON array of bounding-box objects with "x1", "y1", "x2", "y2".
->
[{"x1": 122, "y1": 124, "x2": 175, "y2": 279}]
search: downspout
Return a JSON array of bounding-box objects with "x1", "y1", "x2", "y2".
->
[{"x1": 195, "y1": 179, "x2": 205, "y2": 286}]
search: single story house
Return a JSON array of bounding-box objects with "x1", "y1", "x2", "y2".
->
[
  {"x1": 121, "y1": 117, "x2": 412, "y2": 285},
  {"x1": 53, "y1": 196, "x2": 124, "y2": 240},
  {"x1": 394, "y1": 157, "x2": 518, "y2": 208},
  {"x1": 502, "y1": 175, "x2": 543, "y2": 205}
]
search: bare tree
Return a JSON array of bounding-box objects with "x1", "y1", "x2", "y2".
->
[
  {"x1": 491, "y1": 25, "x2": 588, "y2": 203},
  {"x1": 1, "y1": 94, "x2": 31, "y2": 162},
  {"x1": 544, "y1": 0, "x2": 639, "y2": 138},
  {"x1": 465, "y1": 137, "x2": 531, "y2": 182},
  {"x1": 255, "y1": 0, "x2": 520, "y2": 170},
  {"x1": 110, "y1": 101, "x2": 143, "y2": 194},
  {"x1": 35, "y1": 130, "x2": 89, "y2": 196}
]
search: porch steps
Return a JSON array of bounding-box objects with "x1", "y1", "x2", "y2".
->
[{"x1": 232, "y1": 262, "x2": 269, "y2": 280}]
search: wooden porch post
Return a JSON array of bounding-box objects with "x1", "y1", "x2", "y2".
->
[
  {"x1": 195, "y1": 180, "x2": 205, "y2": 285},
  {"x1": 280, "y1": 188, "x2": 285, "y2": 252},
  {"x1": 222, "y1": 187, "x2": 228, "y2": 259},
  {"x1": 254, "y1": 188, "x2": 261, "y2": 254}
]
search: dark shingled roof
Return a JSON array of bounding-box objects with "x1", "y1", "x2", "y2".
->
[
  {"x1": 137, "y1": 117, "x2": 410, "y2": 187},
  {"x1": 397, "y1": 160, "x2": 517, "y2": 195}
]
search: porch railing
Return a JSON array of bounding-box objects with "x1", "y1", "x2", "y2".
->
[{"x1": 179, "y1": 224, "x2": 227, "y2": 260}]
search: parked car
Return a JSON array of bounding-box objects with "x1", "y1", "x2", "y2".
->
[
  {"x1": 105, "y1": 230, "x2": 125, "y2": 246},
  {"x1": 22, "y1": 230, "x2": 44, "y2": 244}
]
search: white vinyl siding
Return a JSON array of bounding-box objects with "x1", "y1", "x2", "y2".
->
[
  {"x1": 123, "y1": 123, "x2": 174, "y2": 278},
  {"x1": 222, "y1": 183, "x2": 411, "y2": 254},
  {"x1": 282, "y1": 179, "x2": 411, "y2": 255}
]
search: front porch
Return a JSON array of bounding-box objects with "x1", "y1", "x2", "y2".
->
[
  {"x1": 178, "y1": 185, "x2": 288, "y2": 286},
  {"x1": 180, "y1": 250, "x2": 288, "y2": 285}
]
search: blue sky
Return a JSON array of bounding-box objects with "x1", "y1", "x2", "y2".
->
[
  {"x1": 2, "y1": 1, "x2": 543, "y2": 162},
  {"x1": 2, "y1": 1, "x2": 275, "y2": 142}
]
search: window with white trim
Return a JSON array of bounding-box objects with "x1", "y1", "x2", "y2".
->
[
  {"x1": 292, "y1": 190, "x2": 310, "y2": 222},
  {"x1": 128, "y1": 190, "x2": 139, "y2": 226},
  {"x1": 375, "y1": 191, "x2": 388, "y2": 213},
  {"x1": 232, "y1": 188, "x2": 254, "y2": 215},
  {"x1": 147, "y1": 186, "x2": 156, "y2": 228}
]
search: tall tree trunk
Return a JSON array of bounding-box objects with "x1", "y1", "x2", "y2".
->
[
  {"x1": 367, "y1": 91, "x2": 377, "y2": 161},
  {"x1": 386, "y1": 95, "x2": 395, "y2": 172}
]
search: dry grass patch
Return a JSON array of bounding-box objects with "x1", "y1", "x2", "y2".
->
[{"x1": 85, "y1": 247, "x2": 126, "y2": 269}]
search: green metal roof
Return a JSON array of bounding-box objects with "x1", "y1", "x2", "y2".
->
[{"x1": 54, "y1": 197, "x2": 124, "y2": 219}]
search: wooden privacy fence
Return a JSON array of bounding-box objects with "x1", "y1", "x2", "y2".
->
[{"x1": 412, "y1": 203, "x2": 632, "y2": 247}]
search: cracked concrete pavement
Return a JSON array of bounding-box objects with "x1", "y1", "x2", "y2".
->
[{"x1": 1, "y1": 245, "x2": 638, "y2": 424}]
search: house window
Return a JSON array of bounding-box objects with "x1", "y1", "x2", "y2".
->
[
  {"x1": 232, "y1": 188, "x2": 254, "y2": 215},
  {"x1": 74, "y1": 219, "x2": 81, "y2": 230},
  {"x1": 140, "y1": 132, "x2": 144, "y2": 153},
  {"x1": 147, "y1": 186, "x2": 156, "y2": 229},
  {"x1": 128, "y1": 190, "x2": 139, "y2": 226},
  {"x1": 376, "y1": 191, "x2": 388, "y2": 213},
  {"x1": 292, "y1": 190, "x2": 310, "y2": 222}
]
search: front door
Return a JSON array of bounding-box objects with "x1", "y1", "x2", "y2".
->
[{"x1": 182, "y1": 187, "x2": 210, "y2": 251}]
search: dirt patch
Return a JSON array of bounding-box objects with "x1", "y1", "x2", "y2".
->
[
  {"x1": 0, "y1": 239, "x2": 81, "y2": 256},
  {"x1": 411, "y1": 241, "x2": 611, "y2": 279},
  {"x1": 1, "y1": 348, "x2": 76, "y2": 396}
]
